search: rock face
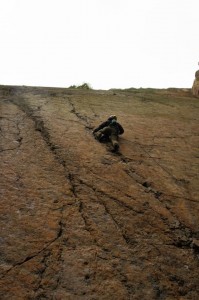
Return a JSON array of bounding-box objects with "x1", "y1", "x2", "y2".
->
[
  {"x1": 192, "y1": 70, "x2": 199, "y2": 97},
  {"x1": 0, "y1": 86, "x2": 199, "y2": 299}
]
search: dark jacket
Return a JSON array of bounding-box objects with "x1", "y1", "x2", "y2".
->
[{"x1": 93, "y1": 120, "x2": 124, "y2": 135}]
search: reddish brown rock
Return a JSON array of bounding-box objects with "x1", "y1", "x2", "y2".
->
[{"x1": 0, "y1": 85, "x2": 199, "y2": 299}]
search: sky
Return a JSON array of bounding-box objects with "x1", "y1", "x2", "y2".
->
[{"x1": 0, "y1": 0, "x2": 198, "y2": 90}]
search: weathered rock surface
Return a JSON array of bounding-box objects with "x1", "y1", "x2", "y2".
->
[
  {"x1": 0, "y1": 85, "x2": 199, "y2": 299},
  {"x1": 192, "y1": 70, "x2": 199, "y2": 98}
]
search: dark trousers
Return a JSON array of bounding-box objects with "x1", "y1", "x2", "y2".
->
[{"x1": 96, "y1": 126, "x2": 119, "y2": 148}]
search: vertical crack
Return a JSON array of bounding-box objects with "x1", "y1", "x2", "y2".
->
[{"x1": 67, "y1": 97, "x2": 94, "y2": 130}]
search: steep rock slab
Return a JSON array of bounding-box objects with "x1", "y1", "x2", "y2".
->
[{"x1": 0, "y1": 86, "x2": 199, "y2": 299}]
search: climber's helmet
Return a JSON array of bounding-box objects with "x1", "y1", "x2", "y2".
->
[{"x1": 108, "y1": 115, "x2": 117, "y2": 121}]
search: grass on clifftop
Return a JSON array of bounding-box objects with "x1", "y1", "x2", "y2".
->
[{"x1": 68, "y1": 83, "x2": 92, "y2": 90}]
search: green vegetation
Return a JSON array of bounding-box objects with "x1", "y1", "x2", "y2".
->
[{"x1": 68, "y1": 82, "x2": 92, "y2": 90}]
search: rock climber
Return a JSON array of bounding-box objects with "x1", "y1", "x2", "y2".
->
[{"x1": 93, "y1": 115, "x2": 124, "y2": 151}]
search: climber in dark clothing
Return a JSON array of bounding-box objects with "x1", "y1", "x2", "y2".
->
[{"x1": 93, "y1": 115, "x2": 124, "y2": 151}]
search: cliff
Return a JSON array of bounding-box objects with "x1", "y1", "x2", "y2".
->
[{"x1": 0, "y1": 85, "x2": 199, "y2": 299}]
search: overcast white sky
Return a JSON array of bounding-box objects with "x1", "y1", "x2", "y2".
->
[{"x1": 0, "y1": 0, "x2": 198, "y2": 90}]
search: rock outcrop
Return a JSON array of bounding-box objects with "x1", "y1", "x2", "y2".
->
[
  {"x1": 192, "y1": 70, "x2": 199, "y2": 97},
  {"x1": 0, "y1": 85, "x2": 199, "y2": 299}
]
